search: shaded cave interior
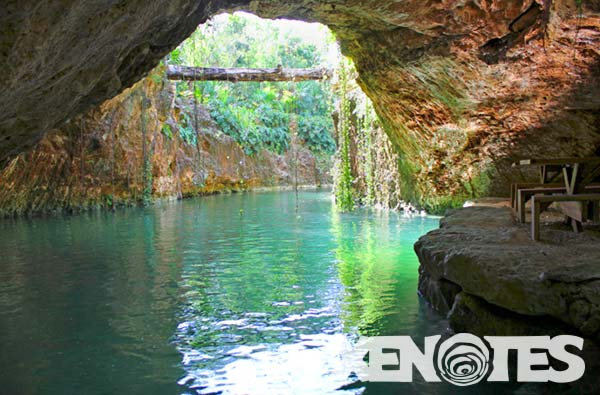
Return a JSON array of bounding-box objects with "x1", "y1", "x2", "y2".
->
[{"x1": 0, "y1": 0, "x2": 599, "y2": 211}]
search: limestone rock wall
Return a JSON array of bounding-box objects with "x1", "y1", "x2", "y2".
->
[
  {"x1": 341, "y1": 105, "x2": 407, "y2": 210},
  {"x1": 1, "y1": 1, "x2": 599, "y2": 211},
  {"x1": 0, "y1": 67, "x2": 329, "y2": 217}
]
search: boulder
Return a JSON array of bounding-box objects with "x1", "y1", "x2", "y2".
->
[{"x1": 447, "y1": 292, "x2": 600, "y2": 393}]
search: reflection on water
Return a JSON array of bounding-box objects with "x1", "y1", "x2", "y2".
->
[{"x1": 0, "y1": 191, "x2": 445, "y2": 394}]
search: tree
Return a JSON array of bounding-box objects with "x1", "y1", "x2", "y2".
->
[{"x1": 168, "y1": 12, "x2": 338, "y2": 156}]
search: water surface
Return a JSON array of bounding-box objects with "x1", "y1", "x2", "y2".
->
[{"x1": 1, "y1": 191, "x2": 449, "y2": 394}]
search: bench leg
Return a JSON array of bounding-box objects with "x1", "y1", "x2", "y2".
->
[
  {"x1": 593, "y1": 201, "x2": 600, "y2": 222},
  {"x1": 511, "y1": 183, "x2": 516, "y2": 209},
  {"x1": 571, "y1": 218, "x2": 583, "y2": 233},
  {"x1": 518, "y1": 189, "x2": 527, "y2": 223},
  {"x1": 532, "y1": 198, "x2": 541, "y2": 241}
]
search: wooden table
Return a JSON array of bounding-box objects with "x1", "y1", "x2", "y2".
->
[
  {"x1": 512, "y1": 157, "x2": 600, "y2": 238},
  {"x1": 513, "y1": 157, "x2": 600, "y2": 193}
]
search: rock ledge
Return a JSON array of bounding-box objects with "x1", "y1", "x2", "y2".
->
[{"x1": 415, "y1": 203, "x2": 600, "y2": 340}]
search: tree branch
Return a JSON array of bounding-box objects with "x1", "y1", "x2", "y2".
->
[{"x1": 166, "y1": 65, "x2": 332, "y2": 82}]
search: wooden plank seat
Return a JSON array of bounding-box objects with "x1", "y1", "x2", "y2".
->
[
  {"x1": 516, "y1": 184, "x2": 600, "y2": 223},
  {"x1": 531, "y1": 193, "x2": 600, "y2": 241},
  {"x1": 510, "y1": 182, "x2": 563, "y2": 209}
]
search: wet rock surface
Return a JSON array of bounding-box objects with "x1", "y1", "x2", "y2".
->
[
  {"x1": 416, "y1": 202, "x2": 600, "y2": 391},
  {"x1": 415, "y1": 203, "x2": 600, "y2": 340},
  {"x1": 446, "y1": 292, "x2": 600, "y2": 393},
  {"x1": 2, "y1": 1, "x2": 599, "y2": 208}
]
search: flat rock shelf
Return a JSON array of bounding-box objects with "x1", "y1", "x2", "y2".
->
[{"x1": 415, "y1": 200, "x2": 600, "y2": 392}]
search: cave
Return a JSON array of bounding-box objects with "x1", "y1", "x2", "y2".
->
[
  {"x1": 1, "y1": 0, "x2": 600, "y2": 393},
  {"x1": 2, "y1": 1, "x2": 598, "y2": 206}
]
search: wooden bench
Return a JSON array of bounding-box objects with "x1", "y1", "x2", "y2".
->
[
  {"x1": 517, "y1": 187, "x2": 567, "y2": 223},
  {"x1": 512, "y1": 157, "x2": 600, "y2": 240},
  {"x1": 516, "y1": 184, "x2": 600, "y2": 223},
  {"x1": 531, "y1": 194, "x2": 600, "y2": 241},
  {"x1": 510, "y1": 182, "x2": 563, "y2": 209}
]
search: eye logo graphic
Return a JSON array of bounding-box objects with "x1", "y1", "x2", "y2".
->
[
  {"x1": 436, "y1": 333, "x2": 489, "y2": 386},
  {"x1": 351, "y1": 333, "x2": 586, "y2": 385}
]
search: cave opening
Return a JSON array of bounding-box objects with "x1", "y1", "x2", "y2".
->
[{"x1": 162, "y1": 12, "x2": 401, "y2": 212}]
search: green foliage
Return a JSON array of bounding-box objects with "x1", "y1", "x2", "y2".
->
[
  {"x1": 361, "y1": 102, "x2": 375, "y2": 205},
  {"x1": 161, "y1": 123, "x2": 173, "y2": 139},
  {"x1": 335, "y1": 59, "x2": 355, "y2": 212},
  {"x1": 177, "y1": 112, "x2": 197, "y2": 146},
  {"x1": 298, "y1": 116, "x2": 336, "y2": 154},
  {"x1": 207, "y1": 86, "x2": 292, "y2": 155},
  {"x1": 169, "y1": 12, "x2": 337, "y2": 156},
  {"x1": 150, "y1": 73, "x2": 163, "y2": 85},
  {"x1": 103, "y1": 194, "x2": 113, "y2": 207},
  {"x1": 396, "y1": 155, "x2": 419, "y2": 205}
]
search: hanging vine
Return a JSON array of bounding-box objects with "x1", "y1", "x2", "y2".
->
[
  {"x1": 335, "y1": 59, "x2": 354, "y2": 212},
  {"x1": 362, "y1": 102, "x2": 375, "y2": 205}
]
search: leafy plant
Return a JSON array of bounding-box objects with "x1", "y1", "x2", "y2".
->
[
  {"x1": 177, "y1": 112, "x2": 197, "y2": 146},
  {"x1": 168, "y1": 12, "x2": 337, "y2": 156},
  {"x1": 335, "y1": 59, "x2": 355, "y2": 212},
  {"x1": 161, "y1": 123, "x2": 173, "y2": 139},
  {"x1": 104, "y1": 194, "x2": 113, "y2": 207}
]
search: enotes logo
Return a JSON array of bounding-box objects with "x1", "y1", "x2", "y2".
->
[{"x1": 354, "y1": 334, "x2": 585, "y2": 386}]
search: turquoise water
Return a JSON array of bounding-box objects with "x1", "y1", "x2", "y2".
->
[{"x1": 0, "y1": 191, "x2": 450, "y2": 394}]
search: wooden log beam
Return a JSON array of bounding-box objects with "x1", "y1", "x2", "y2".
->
[{"x1": 166, "y1": 65, "x2": 332, "y2": 82}]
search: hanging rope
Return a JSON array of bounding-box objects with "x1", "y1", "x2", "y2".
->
[
  {"x1": 201, "y1": 98, "x2": 206, "y2": 184},
  {"x1": 191, "y1": 33, "x2": 204, "y2": 187},
  {"x1": 79, "y1": 117, "x2": 85, "y2": 193},
  {"x1": 109, "y1": 108, "x2": 118, "y2": 209},
  {"x1": 193, "y1": 69, "x2": 201, "y2": 161},
  {"x1": 289, "y1": 82, "x2": 299, "y2": 213},
  {"x1": 140, "y1": 95, "x2": 147, "y2": 204}
]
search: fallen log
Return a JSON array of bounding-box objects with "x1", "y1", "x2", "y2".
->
[{"x1": 166, "y1": 65, "x2": 332, "y2": 82}]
